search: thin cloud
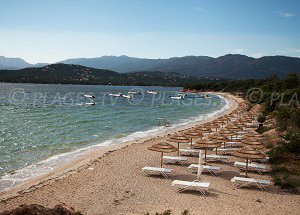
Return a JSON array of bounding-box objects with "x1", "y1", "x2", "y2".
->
[
  {"x1": 194, "y1": 7, "x2": 207, "y2": 13},
  {"x1": 232, "y1": 49, "x2": 244, "y2": 54},
  {"x1": 250, "y1": 53, "x2": 264, "y2": 58},
  {"x1": 276, "y1": 49, "x2": 300, "y2": 54},
  {"x1": 275, "y1": 11, "x2": 294, "y2": 17}
]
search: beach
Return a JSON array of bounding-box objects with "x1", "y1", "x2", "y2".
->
[{"x1": 0, "y1": 92, "x2": 299, "y2": 215}]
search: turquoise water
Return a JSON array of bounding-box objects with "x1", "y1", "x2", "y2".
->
[{"x1": 0, "y1": 83, "x2": 227, "y2": 191}]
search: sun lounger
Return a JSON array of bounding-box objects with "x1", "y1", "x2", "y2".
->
[
  {"x1": 213, "y1": 147, "x2": 238, "y2": 154},
  {"x1": 188, "y1": 164, "x2": 221, "y2": 176},
  {"x1": 163, "y1": 156, "x2": 188, "y2": 164},
  {"x1": 231, "y1": 137, "x2": 244, "y2": 140},
  {"x1": 142, "y1": 167, "x2": 173, "y2": 179},
  {"x1": 205, "y1": 155, "x2": 230, "y2": 163},
  {"x1": 235, "y1": 131, "x2": 248, "y2": 135},
  {"x1": 172, "y1": 180, "x2": 210, "y2": 194},
  {"x1": 179, "y1": 148, "x2": 200, "y2": 156},
  {"x1": 223, "y1": 141, "x2": 242, "y2": 147},
  {"x1": 231, "y1": 176, "x2": 271, "y2": 191},
  {"x1": 234, "y1": 161, "x2": 271, "y2": 174}
]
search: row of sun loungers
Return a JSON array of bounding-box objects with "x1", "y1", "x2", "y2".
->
[
  {"x1": 234, "y1": 161, "x2": 271, "y2": 174},
  {"x1": 142, "y1": 166, "x2": 271, "y2": 193},
  {"x1": 231, "y1": 176, "x2": 271, "y2": 191}
]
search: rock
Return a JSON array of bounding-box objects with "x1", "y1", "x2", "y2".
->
[{"x1": 0, "y1": 204, "x2": 81, "y2": 215}]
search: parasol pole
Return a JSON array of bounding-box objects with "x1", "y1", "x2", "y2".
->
[
  {"x1": 246, "y1": 157, "x2": 249, "y2": 177},
  {"x1": 161, "y1": 152, "x2": 163, "y2": 168}
]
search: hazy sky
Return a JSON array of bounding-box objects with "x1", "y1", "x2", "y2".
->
[{"x1": 0, "y1": 0, "x2": 299, "y2": 63}]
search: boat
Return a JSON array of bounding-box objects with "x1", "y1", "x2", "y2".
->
[
  {"x1": 128, "y1": 91, "x2": 141, "y2": 95},
  {"x1": 84, "y1": 94, "x2": 95, "y2": 98},
  {"x1": 147, "y1": 91, "x2": 159, "y2": 95},
  {"x1": 109, "y1": 93, "x2": 122, "y2": 97},
  {"x1": 122, "y1": 94, "x2": 132, "y2": 99},
  {"x1": 170, "y1": 95, "x2": 185, "y2": 100},
  {"x1": 184, "y1": 93, "x2": 205, "y2": 99},
  {"x1": 86, "y1": 102, "x2": 96, "y2": 105}
]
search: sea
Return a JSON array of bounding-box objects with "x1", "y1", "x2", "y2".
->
[{"x1": 0, "y1": 83, "x2": 229, "y2": 191}]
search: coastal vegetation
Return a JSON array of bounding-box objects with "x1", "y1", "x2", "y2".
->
[{"x1": 185, "y1": 73, "x2": 300, "y2": 192}]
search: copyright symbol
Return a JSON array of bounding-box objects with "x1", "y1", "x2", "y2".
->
[
  {"x1": 246, "y1": 88, "x2": 263, "y2": 104},
  {"x1": 9, "y1": 88, "x2": 26, "y2": 105},
  {"x1": 127, "y1": 88, "x2": 144, "y2": 105}
]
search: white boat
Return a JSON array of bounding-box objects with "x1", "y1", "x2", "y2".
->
[
  {"x1": 122, "y1": 94, "x2": 132, "y2": 99},
  {"x1": 109, "y1": 93, "x2": 122, "y2": 97},
  {"x1": 128, "y1": 91, "x2": 141, "y2": 95},
  {"x1": 84, "y1": 94, "x2": 95, "y2": 98},
  {"x1": 170, "y1": 95, "x2": 184, "y2": 100},
  {"x1": 147, "y1": 91, "x2": 159, "y2": 95},
  {"x1": 86, "y1": 102, "x2": 96, "y2": 105}
]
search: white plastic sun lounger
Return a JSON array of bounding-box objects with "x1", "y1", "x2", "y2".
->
[
  {"x1": 179, "y1": 148, "x2": 200, "y2": 156},
  {"x1": 234, "y1": 161, "x2": 271, "y2": 174},
  {"x1": 235, "y1": 131, "x2": 248, "y2": 135},
  {"x1": 142, "y1": 167, "x2": 173, "y2": 179},
  {"x1": 231, "y1": 176, "x2": 271, "y2": 191},
  {"x1": 163, "y1": 156, "x2": 188, "y2": 164},
  {"x1": 231, "y1": 137, "x2": 244, "y2": 140},
  {"x1": 223, "y1": 142, "x2": 242, "y2": 148},
  {"x1": 213, "y1": 147, "x2": 238, "y2": 154},
  {"x1": 172, "y1": 180, "x2": 210, "y2": 194},
  {"x1": 188, "y1": 164, "x2": 221, "y2": 176},
  {"x1": 205, "y1": 155, "x2": 230, "y2": 163}
]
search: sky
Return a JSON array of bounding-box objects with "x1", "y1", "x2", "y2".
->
[{"x1": 0, "y1": 0, "x2": 299, "y2": 64}]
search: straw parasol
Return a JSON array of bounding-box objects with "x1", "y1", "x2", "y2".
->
[
  {"x1": 241, "y1": 138, "x2": 264, "y2": 149},
  {"x1": 208, "y1": 133, "x2": 229, "y2": 154},
  {"x1": 193, "y1": 139, "x2": 222, "y2": 163},
  {"x1": 194, "y1": 127, "x2": 212, "y2": 134},
  {"x1": 214, "y1": 120, "x2": 226, "y2": 128},
  {"x1": 233, "y1": 146, "x2": 266, "y2": 177},
  {"x1": 219, "y1": 129, "x2": 235, "y2": 141},
  {"x1": 148, "y1": 142, "x2": 177, "y2": 167},
  {"x1": 167, "y1": 134, "x2": 191, "y2": 156},
  {"x1": 244, "y1": 133, "x2": 265, "y2": 141},
  {"x1": 226, "y1": 125, "x2": 241, "y2": 131},
  {"x1": 183, "y1": 130, "x2": 203, "y2": 149}
]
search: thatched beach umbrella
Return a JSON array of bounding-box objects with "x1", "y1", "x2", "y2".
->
[
  {"x1": 183, "y1": 130, "x2": 203, "y2": 149},
  {"x1": 244, "y1": 133, "x2": 265, "y2": 141},
  {"x1": 233, "y1": 146, "x2": 266, "y2": 177},
  {"x1": 213, "y1": 120, "x2": 226, "y2": 128},
  {"x1": 148, "y1": 142, "x2": 177, "y2": 167},
  {"x1": 219, "y1": 129, "x2": 235, "y2": 140},
  {"x1": 241, "y1": 138, "x2": 264, "y2": 149},
  {"x1": 167, "y1": 135, "x2": 191, "y2": 156},
  {"x1": 194, "y1": 127, "x2": 212, "y2": 134},
  {"x1": 226, "y1": 125, "x2": 241, "y2": 131},
  {"x1": 193, "y1": 139, "x2": 222, "y2": 163},
  {"x1": 208, "y1": 134, "x2": 228, "y2": 154}
]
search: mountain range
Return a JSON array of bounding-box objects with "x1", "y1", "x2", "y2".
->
[
  {"x1": 1, "y1": 54, "x2": 300, "y2": 80},
  {"x1": 0, "y1": 64, "x2": 219, "y2": 86}
]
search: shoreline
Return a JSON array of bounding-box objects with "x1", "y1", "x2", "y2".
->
[
  {"x1": 1, "y1": 92, "x2": 299, "y2": 215},
  {"x1": 0, "y1": 92, "x2": 238, "y2": 201}
]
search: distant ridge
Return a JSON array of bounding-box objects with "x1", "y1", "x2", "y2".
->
[
  {"x1": 59, "y1": 54, "x2": 300, "y2": 79},
  {"x1": 1, "y1": 54, "x2": 300, "y2": 79},
  {"x1": 0, "y1": 56, "x2": 47, "y2": 70},
  {"x1": 0, "y1": 63, "x2": 219, "y2": 86}
]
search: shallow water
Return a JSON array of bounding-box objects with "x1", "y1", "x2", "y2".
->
[{"x1": 0, "y1": 83, "x2": 227, "y2": 191}]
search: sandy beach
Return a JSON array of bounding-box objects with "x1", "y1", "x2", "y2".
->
[{"x1": 0, "y1": 93, "x2": 299, "y2": 215}]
